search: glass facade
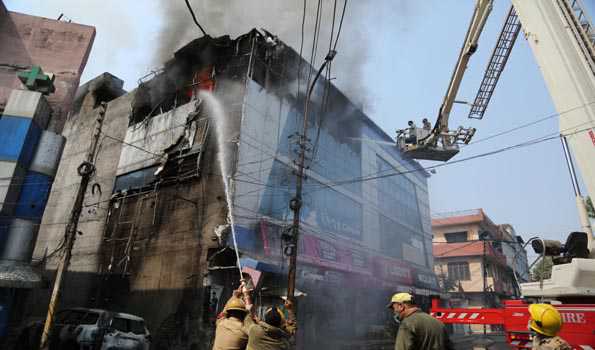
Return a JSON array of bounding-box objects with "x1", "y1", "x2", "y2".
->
[{"x1": 231, "y1": 45, "x2": 435, "y2": 291}]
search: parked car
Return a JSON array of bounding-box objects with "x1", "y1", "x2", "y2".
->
[{"x1": 16, "y1": 308, "x2": 151, "y2": 350}]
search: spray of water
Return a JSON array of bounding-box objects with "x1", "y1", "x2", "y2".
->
[
  {"x1": 198, "y1": 90, "x2": 243, "y2": 275},
  {"x1": 349, "y1": 137, "x2": 396, "y2": 146}
]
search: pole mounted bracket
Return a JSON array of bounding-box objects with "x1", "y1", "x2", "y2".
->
[{"x1": 289, "y1": 197, "x2": 302, "y2": 211}]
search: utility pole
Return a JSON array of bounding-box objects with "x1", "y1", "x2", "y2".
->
[
  {"x1": 39, "y1": 102, "x2": 107, "y2": 349},
  {"x1": 480, "y1": 232, "x2": 488, "y2": 336},
  {"x1": 286, "y1": 51, "x2": 336, "y2": 302}
]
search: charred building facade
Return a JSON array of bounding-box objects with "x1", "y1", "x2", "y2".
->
[{"x1": 28, "y1": 30, "x2": 436, "y2": 349}]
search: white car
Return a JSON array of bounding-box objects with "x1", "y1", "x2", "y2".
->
[{"x1": 48, "y1": 308, "x2": 151, "y2": 350}]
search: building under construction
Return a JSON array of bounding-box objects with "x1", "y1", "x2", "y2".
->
[{"x1": 25, "y1": 30, "x2": 436, "y2": 349}]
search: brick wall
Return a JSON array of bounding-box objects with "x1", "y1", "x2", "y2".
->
[{"x1": 0, "y1": 4, "x2": 95, "y2": 132}]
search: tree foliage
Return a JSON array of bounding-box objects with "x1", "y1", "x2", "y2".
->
[
  {"x1": 531, "y1": 256, "x2": 553, "y2": 281},
  {"x1": 437, "y1": 272, "x2": 459, "y2": 292}
]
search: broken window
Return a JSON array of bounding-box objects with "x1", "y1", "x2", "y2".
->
[{"x1": 113, "y1": 166, "x2": 159, "y2": 193}]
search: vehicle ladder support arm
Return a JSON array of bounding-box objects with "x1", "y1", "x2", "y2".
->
[{"x1": 438, "y1": 0, "x2": 493, "y2": 131}]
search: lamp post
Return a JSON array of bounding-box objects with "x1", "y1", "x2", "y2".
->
[{"x1": 286, "y1": 50, "x2": 337, "y2": 304}]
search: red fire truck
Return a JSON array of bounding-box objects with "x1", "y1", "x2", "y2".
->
[{"x1": 397, "y1": 0, "x2": 595, "y2": 348}]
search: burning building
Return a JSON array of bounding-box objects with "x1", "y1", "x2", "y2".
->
[{"x1": 27, "y1": 30, "x2": 436, "y2": 349}]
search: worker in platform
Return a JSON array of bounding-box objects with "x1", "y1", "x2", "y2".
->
[
  {"x1": 246, "y1": 298, "x2": 297, "y2": 350},
  {"x1": 405, "y1": 121, "x2": 418, "y2": 144},
  {"x1": 528, "y1": 304, "x2": 571, "y2": 350},
  {"x1": 421, "y1": 118, "x2": 432, "y2": 139},
  {"x1": 212, "y1": 284, "x2": 254, "y2": 350},
  {"x1": 387, "y1": 292, "x2": 452, "y2": 350},
  {"x1": 422, "y1": 118, "x2": 432, "y2": 131}
]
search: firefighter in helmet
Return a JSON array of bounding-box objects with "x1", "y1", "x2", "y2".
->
[
  {"x1": 212, "y1": 286, "x2": 254, "y2": 350},
  {"x1": 528, "y1": 304, "x2": 571, "y2": 350}
]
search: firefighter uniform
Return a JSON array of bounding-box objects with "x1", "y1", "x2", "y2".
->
[
  {"x1": 394, "y1": 309, "x2": 451, "y2": 350},
  {"x1": 212, "y1": 296, "x2": 254, "y2": 350},
  {"x1": 388, "y1": 293, "x2": 452, "y2": 350},
  {"x1": 528, "y1": 304, "x2": 571, "y2": 350},
  {"x1": 246, "y1": 306, "x2": 296, "y2": 350},
  {"x1": 532, "y1": 335, "x2": 572, "y2": 350}
]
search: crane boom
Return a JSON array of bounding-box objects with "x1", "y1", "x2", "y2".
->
[
  {"x1": 437, "y1": 0, "x2": 493, "y2": 131},
  {"x1": 396, "y1": 0, "x2": 492, "y2": 161},
  {"x1": 510, "y1": 0, "x2": 595, "y2": 246}
]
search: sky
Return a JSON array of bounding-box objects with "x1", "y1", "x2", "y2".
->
[{"x1": 6, "y1": 0, "x2": 595, "y2": 251}]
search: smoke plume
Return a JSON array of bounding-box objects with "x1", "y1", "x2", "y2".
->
[{"x1": 154, "y1": 0, "x2": 372, "y2": 109}]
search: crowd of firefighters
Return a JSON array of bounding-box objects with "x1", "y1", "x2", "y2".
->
[{"x1": 212, "y1": 280, "x2": 573, "y2": 350}]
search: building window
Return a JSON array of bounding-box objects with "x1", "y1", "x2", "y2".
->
[
  {"x1": 448, "y1": 262, "x2": 471, "y2": 281},
  {"x1": 444, "y1": 231, "x2": 468, "y2": 243},
  {"x1": 319, "y1": 240, "x2": 337, "y2": 261}
]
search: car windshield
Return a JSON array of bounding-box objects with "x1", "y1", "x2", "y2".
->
[
  {"x1": 111, "y1": 317, "x2": 128, "y2": 332},
  {"x1": 111, "y1": 317, "x2": 146, "y2": 335},
  {"x1": 130, "y1": 320, "x2": 146, "y2": 335},
  {"x1": 57, "y1": 310, "x2": 99, "y2": 325}
]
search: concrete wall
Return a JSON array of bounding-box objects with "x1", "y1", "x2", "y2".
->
[
  {"x1": 27, "y1": 67, "x2": 236, "y2": 347},
  {"x1": 433, "y1": 217, "x2": 517, "y2": 298},
  {"x1": 31, "y1": 87, "x2": 131, "y2": 309},
  {"x1": 0, "y1": 3, "x2": 95, "y2": 132}
]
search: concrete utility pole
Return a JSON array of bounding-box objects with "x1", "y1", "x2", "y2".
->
[
  {"x1": 479, "y1": 234, "x2": 487, "y2": 336},
  {"x1": 286, "y1": 51, "x2": 336, "y2": 302},
  {"x1": 39, "y1": 102, "x2": 107, "y2": 349}
]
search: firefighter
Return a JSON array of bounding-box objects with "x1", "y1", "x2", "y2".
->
[
  {"x1": 528, "y1": 304, "x2": 571, "y2": 350},
  {"x1": 387, "y1": 292, "x2": 452, "y2": 350},
  {"x1": 246, "y1": 299, "x2": 296, "y2": 350},
  {"x1": 405, "y1": 121, "x2": 418, "y2": 144},
  {"x1": 212, "y1": 285, "x2": 254, "y2": 350}
]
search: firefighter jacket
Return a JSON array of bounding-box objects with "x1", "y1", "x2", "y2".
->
[
  {"x1": 395, "y1": 308, "x2": 452, "y2": 350},
  {"x1": 212, "y1": 315, "x2": 254, "y2": 350},
  {"x1": 532, "y1": 335, "x2": 572, "y2": 350},
  {"x1": 246, "y1": 310, "x2": 296, "y2": 350}
]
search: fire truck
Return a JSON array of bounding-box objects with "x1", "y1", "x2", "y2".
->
[{"x1": 395, "y1": 0, "x2": 595, "y2": 348}]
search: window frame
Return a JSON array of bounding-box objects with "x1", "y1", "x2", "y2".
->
[
  {"x1": 447, "y1": 261, "x2": 471, "y2": 281},
  {"x1": 444, "y1": 231, "x2": 468, "y2": 243}
]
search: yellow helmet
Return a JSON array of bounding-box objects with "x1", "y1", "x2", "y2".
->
[
  {"x1": 528, "y1": 304, "x2": 563, "y2": 337},
  {"x1": 387, "y1": 292, "x2": 413, "y2": 308},
  {"x1": 223, "y1": 296, "x2": 247, "y2": 313}
]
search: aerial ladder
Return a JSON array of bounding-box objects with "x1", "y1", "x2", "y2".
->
[
  {"x1": 423, "y1": 0, "x2": 595, "y2": 348},
  {"x1": 396, "y1": 0, "x2": 493, "y2": 161}
]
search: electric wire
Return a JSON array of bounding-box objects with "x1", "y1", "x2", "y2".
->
[
  {"x1": 296, "y1": 0, "x2": 307, "y2": 117},
  {"x1": 100, "y1": 131, "x2": 165, "y2": 159},
  {"x1": 466, "y1": 101, "x2": 595, "y2": 146},
  {"x1": 333, "y1": 0, "x2": 348, "y2": 52},
  {"x1": 184, "y1": 0, "x2": 208, "y2": 36},
  {"x1": 301, "y1": 122, "x2": 595, "y2": 192},
  {"x1": 230, "y1": 121, "x2": 594, "y2": 194}
]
